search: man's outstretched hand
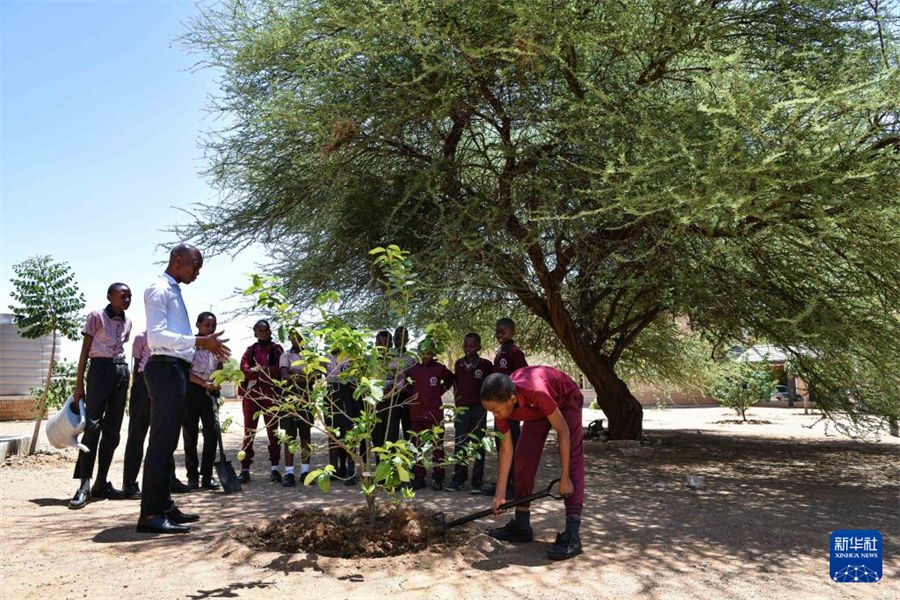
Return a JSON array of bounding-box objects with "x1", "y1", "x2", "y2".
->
[{"x1": 197, "y1": 331, "x2": 231, "y2": 360}]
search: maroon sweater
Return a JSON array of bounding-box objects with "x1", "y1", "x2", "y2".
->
[
  {"x1": 453, "y1": 356, "x2": 493, "y2": 407},
  {"x1": 240, "y1": 341, "x2": 284, "y2": 400},
  {"x1": 493, "y1": 341, "x2": 527, "y2": 376},
  {"x1": 407, "y1": 361, "x2": 454, "y2": 421}
]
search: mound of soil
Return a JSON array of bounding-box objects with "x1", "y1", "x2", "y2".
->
[
  {"x1": 3, "y1": 449, "x2": 76, "y2": 469},
  {"x1": 234, "y1": 503, "x2": 470, "y2": 558}
]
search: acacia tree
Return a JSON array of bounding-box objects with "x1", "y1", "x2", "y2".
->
[
  {"x1": 181, "y1": 0, "x2": 900, "y2": 439},
  {"x1": 8, "y1": 256, "x2": 85, "y2": 454}
]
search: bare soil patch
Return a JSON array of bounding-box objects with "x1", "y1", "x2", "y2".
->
[
  {"x1": 2, "y1": 448, "x2": 76, "y2": 469},
  {"x1": 713, "y1": 419, "x2": 773, "y2": 425},
  {"x1": 234, "y1": 503, "x2": 473, "y2": 558}
]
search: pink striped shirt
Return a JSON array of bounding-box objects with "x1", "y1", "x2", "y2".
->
[
  {"x1": 191, "y1": 348, "x2": 219, "y2": 382},
  {"x1": 131, "y1": 332, "x2": 151, "y2": 373},
  {"x1": 83, "y1": 305, "x2": 132, "y2": 360}
]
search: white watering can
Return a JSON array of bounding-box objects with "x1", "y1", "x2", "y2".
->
[{"x1": 46, "y1": 395, "x2": 89, "y2": 452}]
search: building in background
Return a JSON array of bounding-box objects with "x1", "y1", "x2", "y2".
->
[{"x1": 0, "y1": 313, "x2": 60, "y2": 420}]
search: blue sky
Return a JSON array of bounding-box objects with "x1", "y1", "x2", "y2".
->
[{"x1": 1, "y1": 0, "x2": 265, "y2": 361}]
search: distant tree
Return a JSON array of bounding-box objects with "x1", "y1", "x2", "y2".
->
[
  {"x1": 181, "y1": 0, "x2": 900, "y2": 439},
  {"x1": 711, "y1": 360, "x2": 775, "y2": 422},
  {"x1": 9, "y1": 256, "x2": 85, "y2": 454}
]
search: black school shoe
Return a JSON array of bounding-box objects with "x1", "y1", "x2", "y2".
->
[
  {"x1": 547, "y1": 531, "x2": 582, "y2": 560},
  {"x1": 165, "y1": 506, "x2": 200, "y2": 524},
  {"x1": 170, "y1": 478, "x2": 190, "y2": 494},
  {"x1": 444, "y1": 479, "x2": 464, "y2": 492},
  {"x1": 123, "y1": 483, "x2": 141, "y2": 499},
  {"x1": 469, "y1": 482, "x2": 484, "y2": 495},
  {"x1": 91, "y1": 481, "x2": 127, "y2": 500},
  {"x1": 431, "y1": 479, "x2": 444, "y2": 491},
  {"x1": 411, "y1": 478, "x2": 427, "y2": 490},
  {"x1": 488, "y1": 519, "x2": 534, "y2": 543},
  {"x1": 237, "y1": 470, "x2": 251, "y2": 484},
  {"x1": 270, "y1": 470, "x2": 283, "y2": 484},
  {"x1": 283, "y1": 473, "x2": 296, "y2": 487},
  {"x1": 68, "y1": 482, "x2": 91, "y2": 510},
  {"x1": 201, "y1": 477, "x2": 220, "y2": 490}
]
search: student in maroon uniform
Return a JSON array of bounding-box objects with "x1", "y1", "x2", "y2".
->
[
  {"x1": 445, "y1": 333, "x2": 493, "y2": 493},
  {"x1": 486, "y1": 317, "x2": 527, "y2": 496},
  {"x1": 279, "y1": 331, "x2": 313, "y2": 487},
  {"x1": 238, "y1": 320, "x2": 285, "y2": 484},
  {"x1": 480, "y1": 366, "x2": 584, "y2": 560},
  {"x1": 183, "y1": 312, "x2": 221, "y2": 490},
  {"x1": 69, "y1": 283, "x2": 133, "y2": 509},
  {"x1": 405, "y1": 347, "x2": 454, "y2": 490}
]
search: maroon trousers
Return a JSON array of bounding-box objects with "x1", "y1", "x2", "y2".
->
[
  {"x1": 513, "y1": 398, "x2": 585, "y2": 516},
  {"x1": 240, "y1": 394, "x2": 281, "y2": 469},
  {"x1": 411, "y1": 411, "x2": 445, "y2": 481}
]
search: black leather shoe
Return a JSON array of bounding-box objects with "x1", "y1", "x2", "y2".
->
[
  {"x1": 170, "y1": 478, "x2": 190, "y2": 494},
  {"x1": 444, "y1": 479, "x2": 464, "y2": 492},
  {"x1": 344, "y1": 474, "x2": 357, "y2": 487},
  {"x1": 68, "y1": 485, "x2": 91, "y2": 510},
  {"x1": 188, "y1": 479, "x2": 200, "y2": 490},
  {"x1": 165, "y1": 506, "x2": 200, "y2": 524},
  {"x1": 488, "y1": 519, "x2": 534, "y2": 543},
  {"x1": 237, "y1": 470, "x2": 251, "y2": 484},
  {"x1": 411, "y1": 478, "x2": 426, "y2": 490},
  {"x1": 201, "y1": 477, "x2": 220, "y2": 490},
  {"x1": 123, "y1": 483, "x2": 141, "y2": 499},
  {"x1": 470, "y1": 482, "x2": 484, "y2": 495},
  {"x1": 136, "y1": 514, "x2": 190, "y2": 534},
  {"x1": 282, "y1": 473, "x2": 296, "y2": 487},
  {"x1": 270, "y1": 470, "x2": 283, "y2": 484},
  {"x1": 431, "y1": 479, "x2": 444, "y2": 491},
  {"x1": 480, "y1": 482, "x2": 497, "y2": 496},
  {"x1": 91, "y1": 482, "x2": 127, "y2": 500},
  {"x1": 547, "y1": 531, "x2": 582, "y2": 560}
]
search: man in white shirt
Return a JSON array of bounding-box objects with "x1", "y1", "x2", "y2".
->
[{"x1": 137, "y1": 244, "x2": 230, "y2": 534}]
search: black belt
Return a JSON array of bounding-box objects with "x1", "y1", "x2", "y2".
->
[
  {"x1": 149, "y1": 355, "x2": 192, "y2": 368},
  {"x1": 90, "y1": 357, "x2": 127, "y2": 365}
]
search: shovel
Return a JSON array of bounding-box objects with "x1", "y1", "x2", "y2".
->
[
  {"x1": 210, "y1": 393, "x2": 242, "y2": 494},
  {"x1": 438, "y1": 478, "x2": 562, "y2": 532}
]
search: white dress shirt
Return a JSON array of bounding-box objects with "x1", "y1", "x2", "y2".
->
[{"x1": 144, "y1": 273, "x2": 195, "y2": 363}]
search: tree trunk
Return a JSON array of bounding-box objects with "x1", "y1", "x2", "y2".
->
[
  {"x1": 29, "y1": 330, "x2": 56, "y2": 455},
  {"x1": 560, "y1": 337, "x2": 643, "y2": 440}
]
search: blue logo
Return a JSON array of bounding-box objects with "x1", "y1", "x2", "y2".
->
[{"x1": 830, "y1": 530, "x2": 882, "y2": 583}]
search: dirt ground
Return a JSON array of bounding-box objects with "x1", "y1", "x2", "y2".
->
[{"x1": 1, "y1": 405, "x2": 898, "y2": 600}]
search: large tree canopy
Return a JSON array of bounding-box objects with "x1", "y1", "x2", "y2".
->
[{"x1": 182, "y1": 0, "x2": 900, "y2": 438}]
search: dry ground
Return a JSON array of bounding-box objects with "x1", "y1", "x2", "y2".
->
[{"x1": 1, "y1": 405, "x2": 898, "y2": 600}]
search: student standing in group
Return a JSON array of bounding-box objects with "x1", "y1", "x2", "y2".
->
[
  {"x1": 138, "y1": 244, "x2": 230, "y2": 534},
  {"x1": 325, "y1": 348, "x2": 357, "y2": 484},
  {"x1": 405, "y1": 347, "x2": 454, "y2": 490},
  {"x1": 446, "y1": 333, "x2": 493, "y2": 493},
  {"x1": 486, "y1": 317, "x2": 528, "y2": 496},
  {"x1": 69, "y1": 283, "x2": 133, "y2": 509},
  {"x1": 238, "y1": 320, "x2": 285, "y2": 484},
  {"x1": 183, "y1": 312, "x2": 221, "y2": 491},
  {"x1": 480, "y1": 366, "x2": 585, "y2": 560},
  {"x1": 278, "y1": 331, "x2": 312, "y2": 487}
]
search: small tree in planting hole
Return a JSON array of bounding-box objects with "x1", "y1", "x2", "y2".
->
[
  {"x1": 216, "y1": 246, "x2": 496, "y2": 522},
  {"x1": 8, "y1": 256, "x2": 85, "y2": 454},
  {"x1": 712, "y1": 359, "x2": 775, "y2": 422}
]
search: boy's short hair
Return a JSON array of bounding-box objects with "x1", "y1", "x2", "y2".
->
[
  {"x1": 481, "y1": 373, "x2": 515, "y2": 403},
  {"x1": 254, "y1": 319, "x2": 270, "y2": 329},
  {"x1": 107, "y1": 282, "x2": 129, "y2": 294},
  {"x1": 496, "y1": 317, "x2": 516, "y2": 330},
  {"x1": 196, "y1": 311, "x2": 216, "y2": 324},
  {"x1": 376, "y1": 330, "x2": 392, "y2": 344},
  {"x1": 464, "y1": 332, "x2": 481, "y2": 345}
]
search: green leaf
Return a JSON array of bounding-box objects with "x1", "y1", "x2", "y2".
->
[{"x1": 317, "y1": 473, "x2": 331, "y2": 493}]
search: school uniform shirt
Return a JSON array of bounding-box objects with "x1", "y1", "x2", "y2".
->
[
  {"x1": 406, "y1": 362, "x2": 454, "y2": 420},
  {"x1": 493, "y1": 340, "x2": 527, "y2": 376},
  {"x1": 453, "y1": 356, "x2": 493, "y2": 407},
  {"x1": 494, "y1": 366, "x2": 583, "y2": 434},
  {"x1": 131, "y1": 331, "x2": 151, "y2": 373},
  {"x1": 385, "y1": 349, "x2": 416, "y2": 394},
  {"x1": 144, "y1": 273, "x2": 195, "y2": 362},
  {"x1": 240, "y1": 341, "x2": 284, "y2": 399},
  {"x1": 83, "y1": 305, "x2": 132, "y2": 359},
  {"x1": 191, "y1": 348, "x2": 219, "y2": 383}
]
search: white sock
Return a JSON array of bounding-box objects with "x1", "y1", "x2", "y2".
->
[
  {"x1": 285, "y1": 466, "x2": 295, "y2": 475},
  {"x1": 271, "y1": 466, "x2": 280, "y2": 473},
  {"x1": 300, "y1": 464, "x2": 310, "y2": 474}
]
